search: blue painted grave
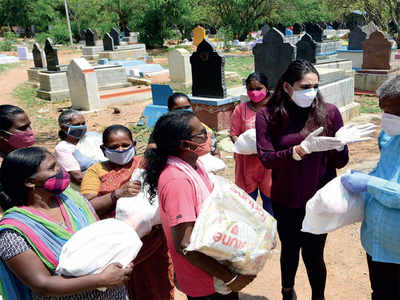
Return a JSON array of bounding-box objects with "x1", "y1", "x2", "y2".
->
[{"x1": 142, "y1": 84, "x2": 173, "y2": 127}]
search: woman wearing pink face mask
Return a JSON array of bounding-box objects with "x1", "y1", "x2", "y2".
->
[
  {"x1": 230, "y1": 72, "x2": 273, "y2": 215},
  {"x1": 0, "y1": 105, "x2": 35, "y2": 163}
]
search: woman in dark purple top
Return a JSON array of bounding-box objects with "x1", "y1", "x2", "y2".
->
[{"x1": 256, "y1": 60, "x2": 349, "y2": 300}]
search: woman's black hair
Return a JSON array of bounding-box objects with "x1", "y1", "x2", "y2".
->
[
  {"x1": 0, "y1": 105, "x2": 25, "y2": 131},
  {"x1": 0, "y1": 147, "x2": 49, "y2": 210},
  {"x1": 245, "y1": 72, "x2": 269, "y2": 90},
  {"x1": 267, "y1": 59, "x2": 330, "y2": 137},
  {"x1": 144, "y1": 110, "x2": 196, "y2": 201},
  {"x1": 102, "y1": 124, "x2": 133, "y2": 145},
  {"x1": 167, "y1": 92, "x2": 191, "y2": 111}
]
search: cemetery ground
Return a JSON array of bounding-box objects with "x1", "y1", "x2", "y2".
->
[{"x1": 2, "y1": 49, "x2": 381, "y2": 300}]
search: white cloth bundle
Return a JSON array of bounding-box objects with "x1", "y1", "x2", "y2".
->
[
  {"x1": 198, "y1": 153, "x2": 227, "y2": 173},
  {"x1": 56, "y1": 219, "x2": 142, "y2": 277},
  {"x1": 76, "y1": 131, "x2": 107, "y2": 162},
  {"x1": 115, "y1": 169, "x2": 161, "y2": 238},
  {"x1": 186, "y1": 175, "x2": 276, "y2": 293},
  {"x1": 302, "y1": 174, "x2": 365, "y2": 234},
  {"x1": 232, "y1": 129, "x2": 257, "y2": 155}
]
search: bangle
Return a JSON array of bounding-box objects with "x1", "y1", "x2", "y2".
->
[
  {"x1": 111, "y1": 190, "x2": 118, "y2": 203},
  {"x1": 292, "y1": 146, "x2": 302, "y2": 161},
  {"x1": 225, "y1": 274, "x2": 239, "y2": 286}
]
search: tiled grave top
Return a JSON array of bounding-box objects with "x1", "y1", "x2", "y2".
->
[{"x1": 189, "y1": 95, "x2": 240, "y2": 106}]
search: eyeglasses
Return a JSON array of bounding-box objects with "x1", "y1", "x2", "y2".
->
[{"x1": 190, "y1": 128, "x2": 208, "y2": 139}]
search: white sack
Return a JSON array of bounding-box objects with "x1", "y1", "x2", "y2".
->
[
  {"x1": 56, "y1": 219, "x2": 142, "y2": 277},
  {"x1": 302, "y1": 175, "x2": 365, "y2": 235},
  {"x1": 232, "y1": 129, "x2": 257, "y2": 155},
  {"x1": 116, "y1": 169, "x2": 161, "y2": 238},
  {"x1": 198, "y1": 153, "x2": 226, "y2": 173},
  {"x1": 76, "y1": 131, "x2": 107, "y2": 162},
  {"x1": 186, "y1": 176, "x2": 276, "y2": 293}
]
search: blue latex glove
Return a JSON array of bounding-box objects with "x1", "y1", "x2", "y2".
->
[{"x1": 341, "y1": 170, "x2": 370, "y2": 193}]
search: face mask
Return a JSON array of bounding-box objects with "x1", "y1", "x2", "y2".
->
[
  {"x1": 6, "y1": 129, "x2": 35, "y2": 148},
  {"x1": 66, "y1": 124, "x2": 87, "y2": 140},
  {"x1": 43, "y1": 168, "x2": 70, "y2": 194},
  {"x1": 247, "y1": 89, "x2": 267, "y2": 103},
  {"x1": 290, "y1": 87, "x2": 318, "y2": 108},
  {"x1": 381, "y1": 112, "x2": 400, "y2": 136},
  {"x1": 104, "y1": 144, "x2": 136, "y2": 165},
  {"x1": 185, "y1": 134, "x2": 212, "y2": 157}
]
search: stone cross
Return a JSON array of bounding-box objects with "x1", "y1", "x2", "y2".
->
[
  {"x1": 85, "y1": 28, "x2": 95, "y2": 47},
  {"x1": 293, "y1": 23, "x2": 303, "y2": 35},
  {"x1": 190, "y1": 39, "x2": 226, "y2": 98},
  {"x1": 362, "y1": 30, "x2": 392, "y2": 70},
  {"x1": 193, "y1": 25, "x2": 206, "y2": 47},
  {"x1": 44, "y1": 38, "x2": 60, "y2": 72},
  {"x1": 67, "y1": 58, "x2": 100, "y2": 111},
  {"x1": 253, "y1": 28, "x2": 296, "y2": 89},
  {"x1": 32, "y1": 42, "x2": 46, "y2": 68},
  {"x1": 103, "y1": 33, "x2": 114, "y2": 51},
  {"x1": 296, "y1": 33, "x2": 317, "y2": 63},
  {"x1": 305, "y1": 23, "x2": 323, "y2": 42},
  {"x1": 110, "y1": 27, "x2": 121, "y2": 46},
  {"x1": 348, "y1": 26, "x2": 367, "y2": 50}
]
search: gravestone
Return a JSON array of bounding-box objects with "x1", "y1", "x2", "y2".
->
[
  {"x1": 44, "y1": 38, "x2": 60, "y2": 71},
  {"x1": 85, "y1": 29, "x2": 95, "y2": 47},
  {"x1": 80, "y1": 30, "x2": 86, "y2": 42},
  {"x1": 333, "y1": 21, "x2": 341, "y2": 30},
  {"x1": 123, "y1": 25, "x2": 131, "y2": 37},
  {"x1": 103, "y1": 33, "x2": 114, "y2": 51},
  {"x1": 293, "y1": 23, "x2": 303, "y2": 34},
  {"x1": 193, "y1": 25, "x2": 206, "y2": 46},
  {"x1": 253, "y1": 28, "x2": 296, "y2": 89},
  {"x1": 110, "y1": 28, "x2": 121, "y2": 46},
  {"x1": 32, "y1": 43, "x2": 46, "y2": 68},
  {"x1": 190, "y1": 39, "x2": 226, "y2": 98},
  {"x1": 319, "y1": 22, "x2": 327, "y2": 29},
  {"x1": 276, "y1": 24, "x2": 286, "y2": 35},
  {"x1": 361, "y1": 30, "x2": 392, "y2": 70},
  {"x1": 348, "y1": 26, "x2": 367, "y2": 50},
  {"x1": 261, "y1": 24, "x2": 271, "y2": 36},
  {"x1": 17, "y1": 47, "x2": 29, "y2": 60},
  {"x1": 364, "y1": 21, "x2": 378, "y2": 38},
  {"x1": 67, "y1": 58, "x2": 100, "y2": 111},
  {"x1": 210, "y1": 26, "x2": 217, "y2": 35},
  {"x1": 305, "y1": 23, "x2": 323, "y2": 42},
  {"x1": 296, "y1": 33, "x2": 317, "y2": 63},
  {"x1": 151, "y1": 84, "x2": 174, "y2": 106},
  {"x1": 168, "y1": 48, "x2": 192, "y2": 88}
]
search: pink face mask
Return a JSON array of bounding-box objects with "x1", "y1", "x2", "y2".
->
[
  {"x1": 43, "y1": 168, "x2": 70, "y2": 194},
  {"x1": 7, "y1": 129, "x2": 35, "y2": 149},
  {"x1": 247, "y1": 89, "x2": 268, "y2": 103},
  {"x1": 185, "y1": 134, "x2": 212, "y2": 157}
]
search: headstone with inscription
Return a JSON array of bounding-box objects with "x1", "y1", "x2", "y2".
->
[
  {"x1": 348, "y1": 26, "x2": 367, "y2": 50},
  {"x1": 169, "y1": 48, "x2": 192, "y2": 89},
  {"x1": 193, "y1": 25, "x2": 206, "y2": 47},
  {"x1": 296, "y1": 33, "x2": 317, "y2": 63},
  {"x1": 44, "y1": 38, "x2": 60, "y2": 71},
  {"x1": 361, "y1": 30, "x2": 392, "y2": 70},
  {"x1": 190, "y1": 39, "x2": 226, "y2": 98},
  {"x1": 32, "y1": 43, "x2": 46, "y2": 68},
  {"x1": 253, "y1": 28, "x2": 296, "y2": 89},
  {"x1": 305, "y1": 23, "x2": 323, "y2": 42}
]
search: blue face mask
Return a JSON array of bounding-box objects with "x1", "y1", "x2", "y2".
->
[
  {"x1": 103, "y1": 143, "x2": 136, "y2": 165},
  {"x1": 66, "y1": 124, "x2": 87, "y2": 140}
]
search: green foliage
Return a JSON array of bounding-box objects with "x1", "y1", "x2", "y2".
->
[
  {"x1": 219, "y1": 27, "x2": 233, "y2": 52},
  {"x1": 0, "y1": 31, "x2": 17, "y2": 51},
  {"x1": 34, "y1": 21, "x2": 70, "y2": 45}
]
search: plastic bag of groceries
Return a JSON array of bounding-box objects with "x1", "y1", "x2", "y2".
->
[
  {"x1": 116, "y1": 169, "x2": 161, "y2": 238},
  {"x1": 198, "y1": 153, "x2": 226, "y2": 173},
  {"x1": 302, "y1": 174, "x2": 365, "y2": 235},
  {"x1": 186, "y1": 175, "x2": 277, "y2": 294},
  {"x1": 233, "y1": 129, "x2": 257, "y2": 155},
  {"x1": 76, "y1": 131, "x2": 107, "y2": 162},
  {"x1": 56, "y1": 219, "x2": 142, "y2": 277}
]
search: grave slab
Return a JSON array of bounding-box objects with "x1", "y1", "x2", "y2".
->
[
  {"x1": 142, "y1": 84, "x2": 174, "y2": 127},
  {"x1": 99, "y1": 48, "x2": 146, "y2": 60}
]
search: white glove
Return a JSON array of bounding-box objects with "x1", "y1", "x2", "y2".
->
[
  {"x1": 335, "y1": 123, "x2": 377, "y2": 145},
  {"x1": 300, "y1": 127, "x2": 343, "y2": 154}
]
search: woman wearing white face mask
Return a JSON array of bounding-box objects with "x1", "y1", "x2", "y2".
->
[
  {"x1": 81, "y1": 124, "x2": 174, "y2": 300},
  {"x1": 341, "y1": 75, "x2": 400, "y2": 300},
  {"x1": 256, "y1": 60, "x2": 349, "y2": 300}
]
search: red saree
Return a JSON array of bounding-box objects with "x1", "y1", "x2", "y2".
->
[{"x1": 98, "y1": 156, "x2": 174, "y2": 300}]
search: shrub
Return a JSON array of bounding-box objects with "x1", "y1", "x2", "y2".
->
[{"x1": 0, "y1": 31, "x2": 17, "y2": 51}]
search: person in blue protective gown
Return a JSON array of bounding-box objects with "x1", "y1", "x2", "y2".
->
[{"x1": 341, "y1": 75, "x2": 400, "y2": 300}]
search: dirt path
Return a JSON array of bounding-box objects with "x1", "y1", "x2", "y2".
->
[{"x1": 0, "y1": 61, "x2": 32, "y2": 105}]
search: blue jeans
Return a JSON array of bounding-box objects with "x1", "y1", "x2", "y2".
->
[{"x1": 249, "y1": 189, "x2": 273, "y2": 216}]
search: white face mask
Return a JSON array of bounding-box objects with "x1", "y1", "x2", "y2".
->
[
  {"x1": 290, "y1": 87, "x2": 318, "y2": 108},
  {"x1": 104, "y1": 144, "x2": 136, "y2": 165},
  {"x1": 381, "y1": 112, "x2": 400, "y2": 136}
]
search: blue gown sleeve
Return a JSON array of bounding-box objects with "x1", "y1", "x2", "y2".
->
[{"x1": 367, "y1": 176, "x2": 400, "y2": 209}]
